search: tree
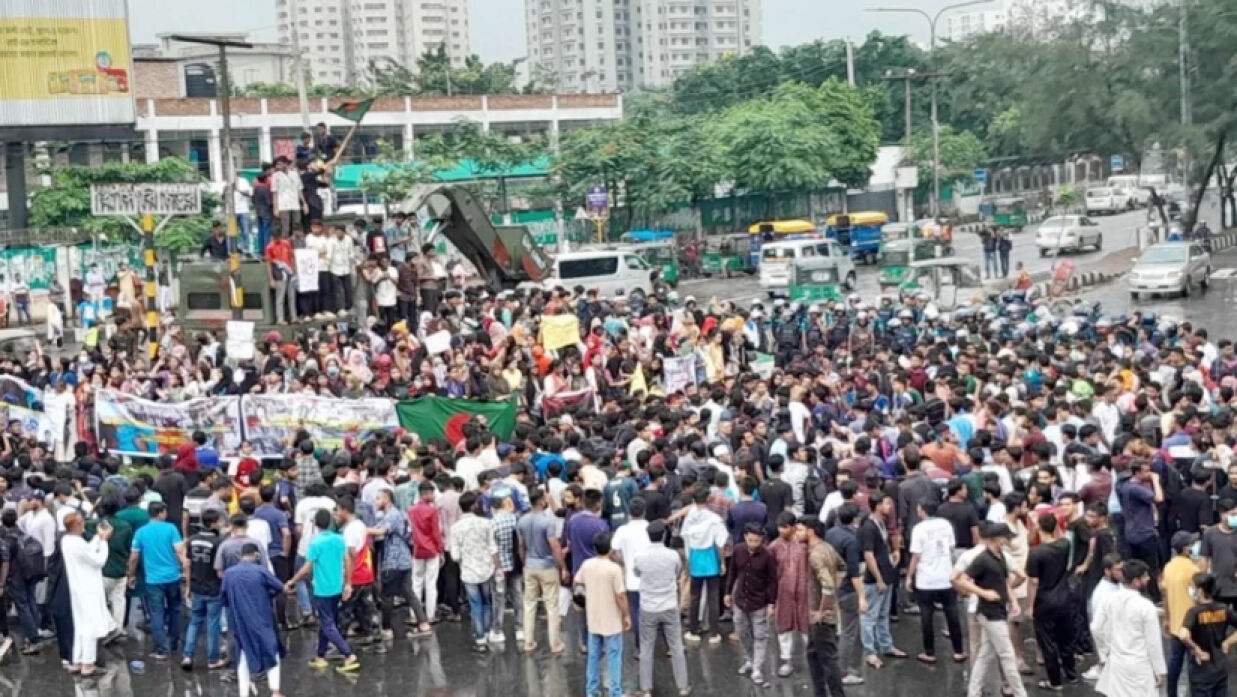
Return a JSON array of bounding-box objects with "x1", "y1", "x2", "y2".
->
[
  {"x1": 416, "y1": 120, "x2": 548, "y2": 213},
  {"x1": 911, "y1": 125, "x2": 986, "y2": 191},
  {"x1": 714, "y1": 79, "x2": 880, "y2": 215},
  {"x1": 357, "y1": 140, "x2": 443, "y2": 217},
  {"x1": 28, "y1": 158, "x2": 218, "y2": 254}
]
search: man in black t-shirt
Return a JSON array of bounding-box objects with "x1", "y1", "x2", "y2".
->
[
  {"x1": 1173, "y1": 468, "x2": 1216, "y2": 534},
  {"x1": 858, "y1": 493, "x2": 903, "y2": 665},
  {"x1": 938, "y1": 478, "x2": 980, "y2": 555},
  {"x1": 183, "y1": 509, "x2": 226, "y2": 670},
  {"x1": 1178, "y1": 572, "x2": 1237, "y2": 697},
  {"x1": 1026, "y1": 512, "x2": 1077, "y2": 688},
  {"x1": 152, "y1": 456, "x2": 188, "y2": 529},
  {"x1": 958, "y1": 522, "x2": 1026, "y2": 697}
]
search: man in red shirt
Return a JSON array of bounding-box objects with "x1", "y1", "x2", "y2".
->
[
  {"x1": 265, "y1": 229, "x2": 297, "y2": 325},
  {"x1": 409, "y1": 482, "x2": 444, "y2": 621}
]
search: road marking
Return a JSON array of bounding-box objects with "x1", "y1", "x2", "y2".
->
[{"x1": 1211, "y1": 268, "x2": 1237, "y2": 279}]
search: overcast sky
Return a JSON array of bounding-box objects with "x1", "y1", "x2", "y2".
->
[{"x1": 127, "y1": 0, "x2": 970, "y2": 61}]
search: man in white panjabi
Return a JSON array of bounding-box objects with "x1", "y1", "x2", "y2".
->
[
  {"x1": 61, "y1": 511, "x2": 116, "y2": 676},
  {"x1": 1090, "y1": 559, "x2": 1166, "y2": 697}
]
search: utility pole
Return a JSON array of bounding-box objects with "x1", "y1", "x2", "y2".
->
[
  {"x1": 171, "y1": 35, "x2": 254, "y2": 320},
  {"x1": 1178, "y1": 0, "x2": 1191, "y2": 195},
  {"x1": 287, "y1": 0, "x2": 311, "y2": 130},
  {"x1": 869, "y1": 0, "x2": 994, "y2": 217}
]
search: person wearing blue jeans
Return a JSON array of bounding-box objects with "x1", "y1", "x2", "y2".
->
[
  {"x1": 285, "y1": 508, "x2": 360, "y2": 674},
  {"x1": 980, "y1": 228, "x2": 998, "y2": 279},
  {"x1": 182, "y1": 593, "x2": 223, "y2": 668},
  {"x1": 127, "y1": 502, "x2": 188, "y2": 660},
  {"x1": 858, "y1": 494, "x2": 904, "y2": 667},
  {"x1": 464, "y1": 581, "x2": 493, "y2": 647},
  {"x1": 6, "y1": 571, "x2": 42, "y2": 654},
  {"x1": 145, "y1": 581, "x2": 183, "y2": 657},
  {"x1": 574, "y1": 531, "x2": 630, "y2": 697}
]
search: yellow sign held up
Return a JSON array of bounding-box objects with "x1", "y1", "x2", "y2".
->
[{"x1": 540, "y1": 314, "x2": 581, "y2": 351}]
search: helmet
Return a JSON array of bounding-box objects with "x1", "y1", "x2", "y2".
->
[
  {"x1": 808, "y1": 304, "x2": 822, "y2": 314},
  {"x1": 773, "y1": 298, "x2": 786, "y2": 307},
  {"x1": 857, "y1": 311, "x2": 868, "y2": 321},
  {"x1": 847, "y1": 293, "x2": 860, "y2": 304},
  {"x1": 888, "y1": 318, "x2": 902, "y2": 328},
  {"x1": 789, "y1": 302, "x2": 802, "y2": 314},
  {"x1": 899, "y1": 310, "x2": 913, "y2": 319}
]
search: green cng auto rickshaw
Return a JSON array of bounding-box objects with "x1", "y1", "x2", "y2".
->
[
  {"x1": 898, "y1": 257, "x2": 985, "y2": 309},
  {"x1": 627, "y1": 241, "x2": 680, "y2": 287},
  {"x1": 788, "y1": 256, "x2": 846, "y2": 302},
  {"x1": 880, "y1": 238, "x2": 953, "y2": 289},
  {"x1": 701, "y1": 234, "x2": 750, "y2": 277},
  {"x1": 881, "y1": 222, "x2": 913, "y2": 244}
]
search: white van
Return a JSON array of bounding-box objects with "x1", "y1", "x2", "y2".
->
[
  {"x1": 548, "y1": 249, "x2": 654, "y2": 299},
  {"x1": 758, "y1": 237, "x2": 856, "y2": 297},
  {"x1": 1106, "y1": 175, "x2": 1141, "y2": 205}
]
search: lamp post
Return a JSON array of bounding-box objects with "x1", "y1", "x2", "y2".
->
[
  {"x1": 170, "y1": 34, "x2": 254, "y2": 320},
  {"x1": 868, "y1": 0, "x2": 994, "y2": 217}
]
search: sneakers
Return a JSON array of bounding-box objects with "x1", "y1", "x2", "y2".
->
[
  {"x1": 308, "y1": 657, "x2": 329, "y2": 670},
  {"x1": 683, "y1": 632, "x2": 702, "y2": 643},
  {"x1": 336, "y1": 658, "x2": 361, "y2": 674},
  {"x1": 751, "y1": 673, "x2": 770, "y2": 688},
  {"x1": 777, "y1": 662, "x2": 793, "y2": 677},
  {"x1": 737, "y1": 661, "x2": 753, "y2": 675},
  {"x1": 472, "y1": 641, "x2": 490, "y2": 654},
  {"x1": 37, "y1": 629, "x2": 55, "y2": 639},
  {"x1": 707, "y1": 634, "x2": 722, "y2": 645},
  {"x1": 488, "y1": 630, "x2": 505, "y2": 643},
  {"x1": 841, "y1": 674, "x2": 865, "y2": 686},
  {"x1": 0, "y1": 636, "x2": 13, "y2": 662},
  {"x1": 514, "y1": 629, "x2": 525, "y2": 643},
  {"x1": 1082, "y1": 664, "x2": 1103, "y2": 681},
  {"x1": 380, "y1": 629, "x2": 394, "y2": 641}
]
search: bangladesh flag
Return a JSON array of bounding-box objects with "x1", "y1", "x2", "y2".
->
[
  {"x1": 395, "y1": 395, "x2": 518, "y2": 446},
  {"x1": 329, "y1": 98, "x2": 375, "y2": 123}
]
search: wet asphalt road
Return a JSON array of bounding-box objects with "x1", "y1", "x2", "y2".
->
[{"x1": 3, "y1": 604, "x2": 1059, "y2": 697}]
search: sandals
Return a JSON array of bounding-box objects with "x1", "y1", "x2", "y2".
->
[
  {"x1": 916, "y1": 653, "x2": 937, "y2": 664},
  {"x1": 865, "y1": 655, "x2": 883, "y2": 669},
  {"x1": 885, "y1": 648, "x2": 909, "y2": 659},
  {"x1": 953, "y1": 653, "x2": 968, "y2": 663}
]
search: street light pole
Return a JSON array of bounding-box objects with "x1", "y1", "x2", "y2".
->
[
  {"x1": 868, "y1": 0, "x2": 994, "y2": 217},
  {"x1": 288, "y1": 0, "x2": 311, "y2": 130},
  {"x1": 171, "y1": 34, "x2": 254, "y2": 320}
]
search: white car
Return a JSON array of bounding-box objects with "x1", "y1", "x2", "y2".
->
[
  {"x1": 1085, "y1": 187, "x2": 1130, "y2": 215},
  {"x1": 1035, "y1": 215, "x2": 1104, "y2": 256},
  {"x1": 1128, "y1": 242, "x2": 1210, "y2": 299}
]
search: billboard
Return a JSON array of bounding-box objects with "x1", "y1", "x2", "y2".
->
[{"x1": 0, "y1": 0, "x2": 135, "y2": 129}]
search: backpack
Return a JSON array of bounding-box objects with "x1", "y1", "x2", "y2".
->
[
  {"x1": 803, "y1": 465, "x2": 828, "y2": 517},
  {"x1": 15, "y1": 533, "x2": 46, "y2": 581}
]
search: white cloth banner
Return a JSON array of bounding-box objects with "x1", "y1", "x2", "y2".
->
[
  {"x1": 295, "y1": 249, "x2": 319, "y2": 293},
  {"x1": 662, "y1": 355, "x2": 697, "y2": 394}
]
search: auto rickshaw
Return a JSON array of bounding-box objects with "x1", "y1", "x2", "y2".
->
[
  {"x1": 915, "y1": 218, "x2": 954, "y2": 243},
  {"x1": 627, "y1": 241, "x2": 680, "y2": 286},
  {"x1": 881, "y1": 222, "x2": 913, "y2": 244},
  {"x1": 823, "y1": 211, "x2": 887, "y2": 264},
  {"x1": 701, "y1": 233, "x2": 752, "y2": 277},
  {"x1": 788, "y1": 256, "x2": 846, "y2": 303},
  {"x1": 898, "y1": 257, "x2": 984, "y2": 309},
  {"x1": 983, "y1": 197, "x2": 1029, "y2": 232},
  {"x1": 879, "y1": 238, "x2": 949, "y2": 289}
]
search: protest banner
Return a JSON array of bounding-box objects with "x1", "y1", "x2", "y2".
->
[
  {"x1": 541, "y1": 389, "x2": 595, "y2": 420},
  {"x1": 753, "y1": 353, "x2": 775, "y2": 380},
  {"x1": 295, "y1": 249, "x2": 319, "y2": 293},
  {"x1": 662, "y1": 355, "x2": 697, "y2": 394},
  {"x1": 241, "y1": 394, "x2": 399, "y2": 455},
  {"x1": 424, "y1": 330, "x2": 452, "y2": 355},
  {"x1": 94, "y1": 389, "x2": 242, "y2": 457},
  {"x1": 0, "y1": 375, "x2": 52, "y2": 442},
  {"x1": 540, "y1": 314, "x2": 581, "y2": 351}
]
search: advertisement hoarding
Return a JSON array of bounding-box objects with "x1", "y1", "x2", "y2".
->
[{"x1": 0, "y1": 0, "x2": 135, "y2": 129}]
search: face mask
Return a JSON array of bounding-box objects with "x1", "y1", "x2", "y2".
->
[
  {"x1": 1188, "y1": 587, "x2": 1198, "y2": 600},
  {"x1": 1229, "y1": 515, "x2": 1237, "y2": 529},
  {"x1": 1191, "y1": 541, "x2": 1202, "y2": 558},
  {"x1": 327, "y1": 366, "x2": 340, "y2": 377}
]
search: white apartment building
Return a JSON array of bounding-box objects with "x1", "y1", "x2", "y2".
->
[
  {"x1": 526, "y1": 0, "x2": 762, "y2": 93},
  {"x1": 941, "y1": 0, "x2": 1161, "y2": 43},
  {"x1": 276, "y1": 0, "x2": 469, "y2": 87}
]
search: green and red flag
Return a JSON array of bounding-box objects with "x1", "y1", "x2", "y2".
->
[
  {"x1": 395, "y1": 395, "x2": 518, "y2": 446},
  {"x1": 329, "y1": 98, "x2": 375, "y2": 123}
]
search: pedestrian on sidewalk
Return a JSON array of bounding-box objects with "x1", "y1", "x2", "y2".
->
[
  {"x1": 997, "y1": 231, "x2": 1013, "y2": 278},
  {"x1": 980, "y1": 228, "x2": 999, "y2": 279}
]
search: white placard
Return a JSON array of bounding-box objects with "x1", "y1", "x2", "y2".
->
[
  {"x1": 424, "y1": 330, "x2": 452, "y2": 355},
  {"x1": 294, "y1": 249, "x2": 319, "y2": 293},
  {"x1": 90, "y1": 183, "x2": 202, "y2": 216},
  {"x1": 226, "y1": 320, "x2": 255, "y2": 361}
]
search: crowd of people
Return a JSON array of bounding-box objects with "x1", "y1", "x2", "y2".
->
[{"x1": 4, "y1": 219, "x2": 1237, "y2": 697}]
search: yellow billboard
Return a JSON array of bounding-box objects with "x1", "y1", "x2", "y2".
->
[{"x1": 0, "y1": 0, "x2": 134, "y2": 128}]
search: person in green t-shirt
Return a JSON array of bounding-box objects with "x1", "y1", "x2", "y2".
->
[{"x1": 286, "y1": 508, "x2": 359, "y2": 673}]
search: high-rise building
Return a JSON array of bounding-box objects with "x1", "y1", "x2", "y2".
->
[
  {"x1": 276, "y1": 0, "x2": 469, "y2": 87},
  {"x1": 526, "y1": 0, "x2": 762, "y2": 93},
  {"x1": 940, "y1": 0, "x2": 1164, "y2": 43}
]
